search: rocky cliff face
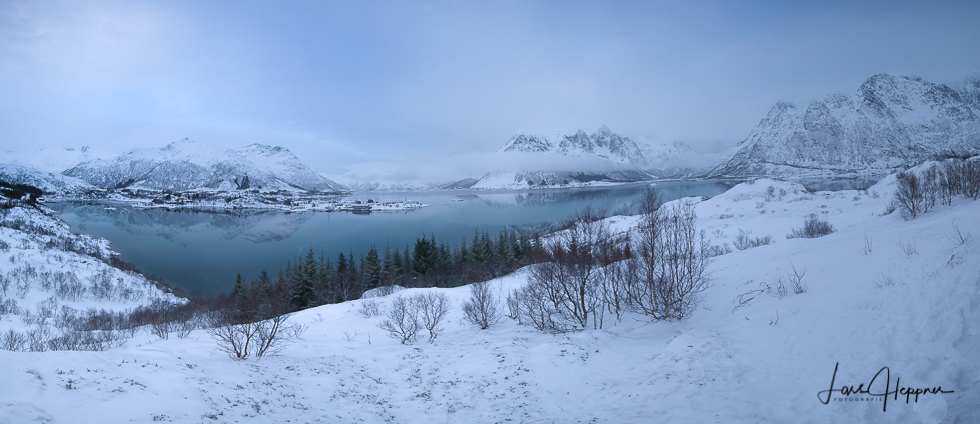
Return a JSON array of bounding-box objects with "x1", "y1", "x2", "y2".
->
[{"x1": 705, "y1": 74, "x2": 980, "y2": 178}]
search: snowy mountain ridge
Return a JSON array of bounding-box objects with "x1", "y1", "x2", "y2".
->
[
  {"x1": 500, "y1": 125, "x2": 647, "y2": 165},
  {"x1": 705, "y1": 74, "x2": 980, "y2": 178},
  {"x1": 452, "y1": 126, "x2": 653, "y2": 189},
  {"x1": 0, "y1": 162, "x2": 98, "y2": 195},
  {"x1": 64, "y1": 139, "x2": 347, "y2": 192},
  {"x1": 3, "y1": 145, "x2": 114, "y2": 174}
]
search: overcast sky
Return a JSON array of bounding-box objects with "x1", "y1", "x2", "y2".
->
[{"x1": 1, "y1": 0, "x2": 979, "y2": 181}]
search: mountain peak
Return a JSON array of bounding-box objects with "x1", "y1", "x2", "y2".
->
[
  {"x1": 498, "y1": 127, "x2": 646, "y2": 165},
  {"x1": 705, "y1": 73, "x2": 980, "y2": 178},
  {"x1": 64, "y1": 141, "x2": 345, "y2": 192}
]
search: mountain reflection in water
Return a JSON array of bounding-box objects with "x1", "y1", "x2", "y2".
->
[{"x1": 52, "y1": 181, "x2": 749, "y2": 296}]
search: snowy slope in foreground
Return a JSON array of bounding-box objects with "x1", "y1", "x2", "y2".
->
[{"x1": 1, "y1": 176, "x2": 978, "y2": 423}]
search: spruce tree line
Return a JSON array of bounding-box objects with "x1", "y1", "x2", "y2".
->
[{"x1": 228, "y1": 228, "x2": 539, "y2": 316}]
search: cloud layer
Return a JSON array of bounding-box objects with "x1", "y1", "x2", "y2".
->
[{"x1": 2, "y1": 0, "x2": 979, "y2": 179}]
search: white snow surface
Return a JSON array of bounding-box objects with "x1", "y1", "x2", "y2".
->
[{"x1": 2, "y1": 173, "x2": 979, "y2": 423}]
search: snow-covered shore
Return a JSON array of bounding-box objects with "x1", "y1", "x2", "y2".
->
[{"x1": 1, "y1": 172, "x2": 977, "y2": 423}]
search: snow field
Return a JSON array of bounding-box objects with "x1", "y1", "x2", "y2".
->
[{"x1": 1, "y1": 174, "x2": 978, "y2": 423}]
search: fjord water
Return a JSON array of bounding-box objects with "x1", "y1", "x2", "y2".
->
[{"x1": 51, "y1": 181, "x2": 738, "y2": 297}]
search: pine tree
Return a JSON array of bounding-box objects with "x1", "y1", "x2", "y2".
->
[
  {"x1": 252, "y1": 270, "x2": 271, "y2": 295},
  {"x1": 413, "y1": 235, "x2": 436, "y2": 275},
  {"x1": 363, "y1": 245, "x2": 381, "y2": 290},
  {"x1": 232, "y1": 273, "x2": 247, "y2": 302}
]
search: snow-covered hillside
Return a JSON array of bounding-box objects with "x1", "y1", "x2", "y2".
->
[
  {"x1": 0, "y1": 163, "x2": 99, "y2": 196},
  {"x1": 0, "y1": 203, "x2": 182, "y2": 339},
  {"x1": 2, "y1": 169, "x2": 976, "y2": 423},
  {"x1": 706, "y1": 74, "x2": 980, "y2": 178},
  {"x1": 63, "y1": 139, "x2": 347, "y2": 192}
]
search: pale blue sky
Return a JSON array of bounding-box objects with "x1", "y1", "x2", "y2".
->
[{"x1": 1, "y1": 0, "x2": 978, "y2": 179}]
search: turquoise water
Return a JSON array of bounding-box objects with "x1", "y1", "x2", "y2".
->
[{"x1": 51, "y1": 181, "x2": 739, "y2": 297}]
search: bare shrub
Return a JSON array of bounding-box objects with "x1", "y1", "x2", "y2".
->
[
  {"x1": 1, "y1": 329, "x2": 27, "y2": 351},
  {"x1": 898, "y1": 239, "x2": 917, "y2": 256},
  {"x1": 26, "y1": 325, "x2": 53, "y2": 352},
  {"x1": 787, "y1": 214, "x2": 835, "y2": 239},
  {"x1": 462, "y1": 281, "x2": 501, "y2": 330},
  {"x1": 895, "y1": 171, "x2": 925, "y2": 219},
  {"x1": 630, "y1": 200, "x2": 711, "y2": 321},
  {"x1": 766, "y1": 278, "x2": 788, "y2": 299},
  {"x1": 203, "y1": 309, "x2": 260, "y2": 359},
  {"x1": 378, "y1": 295, "x2": 421, "y2": 344},
  {"x1": 788, "y1": 265, "x2": 807, "y2": 294},
  {"x1": 526, "y1": 206, "x2": 611, "y2": 330},
  {"x1": 253, "y1": 313, "x2": 304, "y2": 357},
  {"x1": 705, "y1": 243, "x2": 733, "y2": 257},
  {"x1": 0, "y1": 297, "x2": 20, "y2": 315},
  {"x1": 512, "y1": 280, "x2": 568, "y2": 332},
  {"x1": 505, "y1": 289, "x2": 521, "y2": 321},
  {"x1": 55, "y1": 271, "x2": 85, "y2": 301},
  {"x1": 357, "y1": 299, "x2": 386, "y2": 318},
  {"x1": 140, "y1": 301, "x2": 196, "y2": 340},
  {"x1": 415, "y1": 292, "x2": 451, "y2": 341},
  {"x1": 203, "y1": 309, "x2": 302, "y2": 359},
  {"x1": 881, "y1": 200, "x2": 898, "y2": 216},
  {"x1": 733, "y1": 230, "x2": 773, "y2": 250},
  {"x1": 872, "y1": 273, "x2": 896, "y2": 289},
  {"x1": 947, "y1": 222, "x2": 973, "y2": 245}
]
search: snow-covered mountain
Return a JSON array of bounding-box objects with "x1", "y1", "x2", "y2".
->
[
  {"x1": 454, "y1": 126, "x2": 652, "y2": 189},
  {"x1": 0, "y1": 162, "x2": 98, "y2": 195},
  {"x1": 464, "y1": 170, "x2": 652, "y2": 190},
  {"x1": 704, "y1": 74, "x2": 980, "y2": 178},
  {"x1": 63, "y1": 139, "x2": 346, "y2": 192},
  {"x1": 3, "y1": 145, "x2": 115, "y2": 174},
  {"x1": 500, "y1": 125, "x2": 647, "y2": 165}
]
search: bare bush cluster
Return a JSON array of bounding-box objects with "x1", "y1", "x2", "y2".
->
[
  {"x1": 787, "y1": 214, "x2": 835, "y2": 239},
  {"x1": 203, "y1": 308, "x2": 304, "y2": 359},
  {"x1": 733, "y1": 230, "x2": 773, "y2": 250},
  {"x1": 378, "y1": 292, "x2": 451, "y2": 344},
  {"x1": 511, "y1": 190, "x2": 711, "y2": 332},
  {"x1": 356, "y1": 299, "x2": 385, "y2": 317},
  {"x1": 462, "y1": 281, "x2": 501, "y2": 329},
  {"x1": 895, "y1": 158, "x2": 980, "y2": 219}
]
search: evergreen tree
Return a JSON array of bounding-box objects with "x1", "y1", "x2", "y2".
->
[
  {"x1": 413, "y1": 235, "x2": 436, "y2": 275},
  {"x1": 458, "y1": 237, "x2": 469, "y2": 264},
  {"x1": 469, "y1": 229, "x2": 486, "y2": 263},
  {"x1": 363, "y1": 245, "x2": 382, "y2": 290},
  {"x1": 252, "y1": 269, "x2": 272, "y2": 295},
  {"x1": 392, "y1": 247, "x2": 404, "y2": 276},
  {"x1": 232, "y1": 273, "x2": 247, "y2": 302}
]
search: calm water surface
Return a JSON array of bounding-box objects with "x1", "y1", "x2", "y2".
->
[{"x1": 51, "y1": 181, "x2": 739, "y2": 296}]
